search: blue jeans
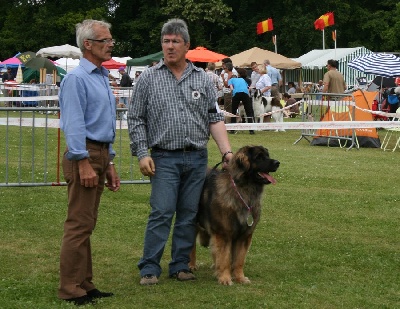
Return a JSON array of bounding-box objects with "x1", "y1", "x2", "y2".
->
[{"x1": 138, "y1": 148, "x2": 208, "y2": 277}]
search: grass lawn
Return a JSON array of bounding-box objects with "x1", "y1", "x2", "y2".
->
[{"x1": 0, "y1": 127, "x2": 399, "y2": 309}]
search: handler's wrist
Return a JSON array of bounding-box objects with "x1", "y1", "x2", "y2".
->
[{"x1": 222, "y1": 150, "x2": 233, "y2": 162}]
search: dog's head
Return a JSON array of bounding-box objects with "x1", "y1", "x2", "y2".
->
[
  {"x1": 253, "y1": 89, "x2": 263, "y2": 100},
  {"x1": 228, "y1": 145, "x2": 280, "y2": 185}
]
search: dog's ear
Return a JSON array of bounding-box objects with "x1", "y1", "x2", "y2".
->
[{"x1": 235, "y1": 149, "x2": 251, "y2": 170}]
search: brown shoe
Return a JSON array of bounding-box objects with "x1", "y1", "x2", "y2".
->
[
  {"x1": 140, "y1": 275, "x2": 158, "y2": 286},
  {"x1": 170, "y1": 269, "x2": 196, "y2": 281}
]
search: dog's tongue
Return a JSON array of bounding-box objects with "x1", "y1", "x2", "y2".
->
[{"x1": 259, "y1": 172, "x2": 277, "y2": 184}]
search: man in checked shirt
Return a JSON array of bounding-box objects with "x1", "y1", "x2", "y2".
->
[{"x1": 127, "y1": 18, "x2": 233, "y2": 286}]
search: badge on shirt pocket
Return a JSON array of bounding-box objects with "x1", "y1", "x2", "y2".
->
[{"x1": 192, "y1": 90, "x2": 201, "y2": 100}]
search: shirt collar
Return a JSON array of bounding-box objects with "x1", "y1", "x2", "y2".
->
[
  {"x1": 79, "y1": 57, "x2": 109, "y2": 77},
  {"x1": 156, "y1": 58, "x2": 201, "y2": 73}
]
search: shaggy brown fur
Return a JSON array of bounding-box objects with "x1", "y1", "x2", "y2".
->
[{"x1": 189, "y1": 145, "x2": 280, "y2": 285}]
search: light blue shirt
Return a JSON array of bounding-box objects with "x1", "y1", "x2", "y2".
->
[
  {"x1": 228, "y1": 77, "x2": 249, "y2": 96},
  {"x1": 60, "y1": 58, "x2": 116, "y2": 160},
  {"x1": 266, "y1": 65, "x2": 282, "y2": 85}
]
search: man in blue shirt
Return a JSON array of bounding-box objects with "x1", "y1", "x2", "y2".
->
[
  {"x1": 264, "y1": 59, "x2": 282, "y2": 98},
  {"x1": 58, "y1": 19, "x2": 120, "y2": 306}
]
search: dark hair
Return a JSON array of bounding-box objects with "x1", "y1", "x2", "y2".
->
[
  {"x1": 327, "y1": 59, "x2": 338, "y2": 68},
  {"x1": 283, "y1": 92, "x2": 291, "y2": 99},
  {"x1": 288, "y1": 81, "x2": 295, "y2": 88},
  {"x1": 236, "y1": 68, "x2": 247, "y2": 78},
  {"x1": 221, "y1": 57, "x2": 232, "y2": 64}
]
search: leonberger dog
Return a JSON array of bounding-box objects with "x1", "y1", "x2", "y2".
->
[{"x1": 189, "y1": 145, "x2": 280, "y2": 285}]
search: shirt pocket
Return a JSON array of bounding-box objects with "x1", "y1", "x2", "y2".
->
[{"x1": 188, "y1": 84, "x2": 207, "y2": 111}]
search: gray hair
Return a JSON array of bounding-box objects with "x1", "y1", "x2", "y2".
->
[
  {"x1": 264, "y1": 59, "x2": 270, "y2": 66},
  {"x1": 225, "y1": 62, "x2": 233, "y2": 71},
  {"x1": 207, "y1": 62, "x2": 216, "y2": 71},
  {"x1": 160, "y1": 18, "x2": 190, "y2": 44},
  {"x1": 76, "y1": 19, "x2": 112, "y2": 52}
]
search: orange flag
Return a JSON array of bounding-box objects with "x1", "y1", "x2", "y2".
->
[
  {"x1": 257, "y1": 18, "x2": 274, "y2": 35},
  {"x1": 314, "y1": 12, "x2": 334, "y2": 30}
]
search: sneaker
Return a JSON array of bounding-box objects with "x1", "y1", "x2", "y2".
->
[
  {"x1": 170, "y1": 269, "x2": 196, "y2": 281},
  {"x1": 249, "y1": 130, "x2": 255, "y2": 135},
  {"x1": 140, "y1": 274, "x2": 158, "y2": 286}
]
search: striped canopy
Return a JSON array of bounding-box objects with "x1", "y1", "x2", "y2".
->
[{"x1": 348, "y1": 53, "x2": 400, "y2": 77}]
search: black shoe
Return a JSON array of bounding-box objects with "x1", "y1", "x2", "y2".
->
[
  {"x1": 65, "y1": 295, "x2": 94, "y2": 306},
  {"x1": 87, "y1": 288, "x2": 114, "y2": 298},
  {"x1": 249, "y1": 130, "x2": 255, "y2": 135}
]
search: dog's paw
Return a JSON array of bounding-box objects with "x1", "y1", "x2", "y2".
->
[
  {"x1": 218, "y1": 276, "x2": 233, "y2": 286},
  {"x1": 188, "y1": 263, "x2": 198, "y2": 271},
  {"x1": 235, "y1": 276, "x2": 251, "y2": 284}
]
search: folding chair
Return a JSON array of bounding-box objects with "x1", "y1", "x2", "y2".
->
[
  {"x1": 381, "y1": 107, "x2": 400, "y2": 152},
  {"x1": 329, "y1": 101, "x2": 359, "y2": 149}
]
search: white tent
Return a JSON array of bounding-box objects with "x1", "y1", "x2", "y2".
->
[
  {"x1": 287, "y1": 47, "x2": 374, "y2": 87},
  {"x1": 55, "y1": 57, "x2": 81, "y2": 72},
  {"x1": 36, "y1": 44, "x2": 82, "y2": 59}
]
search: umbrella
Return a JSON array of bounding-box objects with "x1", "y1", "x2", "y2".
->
[
  {"x1": 215, "y1": 47, "x2": 302, "y2": 69},
  {"x1": 102, "y1": 58, "x2": 126, "y2": 69},
  {"x1": 371, "y1": 76, "x2": 396, "y2": 88},
  {"x1": 23, "y1": 66, "x2": 66, "y2": 83},
  {"x1": 15, "y1": 64, "x2": 23, "y2": 83},
  {"x1": 126, "y1": 51, "x2": 164, "y2": 66},
  {"x1": 36, "y1": 44, "x2": 82, "y2": 59},
  {"x1": 16, "y1": 51, "x2": 36, "y2": 65},
  {"x1": 24, "y1": 57, "x2": 57, "y2": 72},
  {"x1": 1, "y1": 57, "x2": 22, "y2": 68},
  {"x1": 186, "y1": 46, "x2": 227, "y2": 63},
  {"x1": 348, "y1": 53, "x2": 400, "y2": 78}
]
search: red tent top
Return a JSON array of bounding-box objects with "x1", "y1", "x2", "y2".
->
[
  {"x1": 186, "y1": 46, "x2": 227, "y2": 63},
  {"x1": 102, "y1": 58, "x2": 126, "y2": 69}
]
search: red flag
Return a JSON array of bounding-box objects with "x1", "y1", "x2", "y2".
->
[
  {"x1": 257, "y1": 18, "x2": 274, "y2": 35},
  {"x1": 314, "y1": 12, "x2": 334, "y2": 30}
]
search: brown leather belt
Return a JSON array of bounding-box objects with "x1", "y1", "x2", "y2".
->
[{"x1": 86, "y1": 138, "x2": 109, "y2": 148}]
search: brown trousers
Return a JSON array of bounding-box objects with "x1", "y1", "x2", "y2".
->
[{"x1": 58, "y1": 141, "x2": 109, "y2": 299}]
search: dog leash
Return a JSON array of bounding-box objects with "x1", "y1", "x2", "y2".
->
[{"x1": 230, "y1": 176, "x2": 254, "y2": 227}]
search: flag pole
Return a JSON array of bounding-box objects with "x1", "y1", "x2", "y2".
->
[
  {"x1": 322, "y1": 29, "x2": 325, "y2": 49},
  {"x1": 334, "y1": 30, "x2": 337, "y2": 58},
  {"x1": 273, "y1": 35, "x2": 277, "y2": 53}
]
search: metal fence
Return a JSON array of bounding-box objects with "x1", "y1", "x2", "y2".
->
[
  {"x1": 294, "y1": 92, "x2": 358, "y2": 150},
  {"x1": 0, "y1": 103, "x2": 148, "y2": 187}
]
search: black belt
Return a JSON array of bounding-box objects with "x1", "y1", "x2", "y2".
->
[
  {"x1": 152, "y1": 146, "x2": 199, "y2": 152},
  {"x1": 271, "y1": 83, "x2": 278, "y2": 86},
  {"x1": 86, "y1": 138, "x2": 109, "y2": 148}
]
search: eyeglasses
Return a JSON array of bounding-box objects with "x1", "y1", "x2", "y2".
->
[
  {"x1": 162, "y1": 39, "x2": 183, "y2": 45},
  {"x1": 87, "y1": 38, "x2": 116, "y2": 45}
]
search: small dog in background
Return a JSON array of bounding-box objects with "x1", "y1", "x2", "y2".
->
[{"x1": 189, "y1": 145, "x2": 280, "y2": 285}]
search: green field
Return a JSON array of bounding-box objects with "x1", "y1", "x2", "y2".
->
[{"x1": 0, "y1": 126, "x2": 399, "y2": 309}]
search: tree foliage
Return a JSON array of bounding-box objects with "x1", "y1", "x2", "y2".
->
[{"x1": 0, "y1": 0, "x2": 399, "y2": 60}]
